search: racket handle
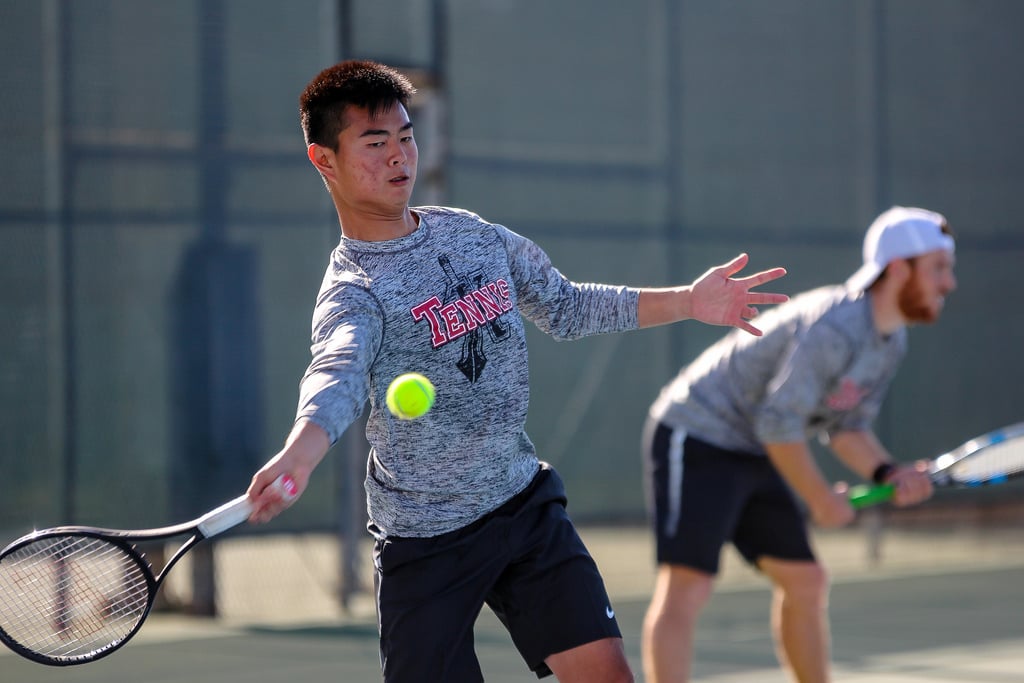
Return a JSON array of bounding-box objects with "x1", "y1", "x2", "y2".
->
[
  {"x1": 197, "y1": 474, "x2": 297, "y2": 538},
  {"x1": 848, "y1": 482, "x2": 896, "y2": 509}
]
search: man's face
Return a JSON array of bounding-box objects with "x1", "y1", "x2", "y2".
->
[
  {"x1": 332, "y1": 102, "x2": 418, "y2": 213},
  {"x1": 899, "y1": 248, "x2": 957, "y2": 323}
]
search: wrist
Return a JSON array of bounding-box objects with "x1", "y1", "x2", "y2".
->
[{"x1": 871, "y1": 462, "x2": 896, "y2": 484}]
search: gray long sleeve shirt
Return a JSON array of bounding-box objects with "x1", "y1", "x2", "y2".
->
[
  {"x1": 650, "y1": 285, "x2": 906, "y2": 454},
  {"x1": 296, "y1": 206, "x2": 640, "y2": 538}
]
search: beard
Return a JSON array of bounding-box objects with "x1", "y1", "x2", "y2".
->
[{"x1": 898, "y1": 275, "x2": 940, "y2": 323}]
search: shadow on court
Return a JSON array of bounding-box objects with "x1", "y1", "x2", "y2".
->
[{"x1": 2, "y1": 564, "x2": 1022, "y2": 682}]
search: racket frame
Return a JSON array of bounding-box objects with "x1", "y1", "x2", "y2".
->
[
  {"x1": 0, "y1": 475, "x2": 294, "y2": 665},
  {"x1": 0, "y1": 529, "x2": 167, "y2": 665}
]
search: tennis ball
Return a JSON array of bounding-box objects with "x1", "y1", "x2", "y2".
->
[{"x1": 386, "y1": 373, "x2": 435, "y2": 420}]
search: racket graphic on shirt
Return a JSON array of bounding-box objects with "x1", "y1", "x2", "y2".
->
[
  {"x1": 437, "y1": 254, "x2": 509, "y2": 343},
  {"x1": 439, "y1": 254, "x2": 502, "y2": 382},
  {"x1": 0, "y1": 475, "x2": 296, "y2": 666},
  {"x1": 849, "y1": 422, "x2": 1024, "y2": 508}
]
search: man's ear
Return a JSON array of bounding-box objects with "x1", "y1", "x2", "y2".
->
[
  {"x1": 308, "y1": 143, "x2": 335, "y2": 178},
  {"x1": 886, "y1": 258, "x2": 913, "y2": 285}
]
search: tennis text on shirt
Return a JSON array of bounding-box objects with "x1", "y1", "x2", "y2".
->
[{"x1": 411, "y1": 279, "x2": 514, "y2": 347}]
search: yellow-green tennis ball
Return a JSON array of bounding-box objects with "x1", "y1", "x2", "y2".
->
[{"x1": 386, "y1": 373, "x2": 435, "y2": 420}]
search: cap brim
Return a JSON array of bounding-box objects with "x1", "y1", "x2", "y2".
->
[{"x1": 846, "y1": 262, "x2": 883, "y2": 292}]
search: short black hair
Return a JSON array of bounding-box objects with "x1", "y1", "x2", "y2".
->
[{"x1": 300, "y1": 60, "x2": 416, "y2": 149}]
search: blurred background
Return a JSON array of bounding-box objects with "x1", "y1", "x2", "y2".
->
[{"x1": 2, "y1": 0, "x2": 1023, "y2": 617}]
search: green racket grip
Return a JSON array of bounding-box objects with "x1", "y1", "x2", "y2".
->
[{"x1": 848, "y1": 482, "x2": 896, "y2": 509}]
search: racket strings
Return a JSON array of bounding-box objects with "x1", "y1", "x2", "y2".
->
[
  {"x1": 948, "y1": 438, "x2": 1024, "y2": 484},
  {"x1": 0, "y1": 535, "x2": 151, "y2": 661}
]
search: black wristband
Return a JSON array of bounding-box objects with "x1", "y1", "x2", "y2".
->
[{"x1": 871, "y1": 462, "x2": 896, "y2": 484}]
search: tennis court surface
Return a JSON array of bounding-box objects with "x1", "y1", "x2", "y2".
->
[{"x1": 2, "y1": 525, "x2": 1022, "y2": 682}]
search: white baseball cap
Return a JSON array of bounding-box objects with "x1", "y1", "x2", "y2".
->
[{"x1": 846, "y1": 206, "x2": 955, "y2": 291}]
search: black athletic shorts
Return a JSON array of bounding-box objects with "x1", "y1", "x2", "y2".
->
[
  {"x1": 371, "y1": 463, "x2": 621, "y2": 682},
  {"x1": 643, "y1": 418, "x2": 816, "y2": 573}
]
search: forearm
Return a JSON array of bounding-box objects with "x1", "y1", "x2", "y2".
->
[
  {"x1": 247, "y1": 419, "x2": 331, "y2": 523},
  {"x1": 829, "y1": 430, "x2": 891, "y2": 481},
  {"x1": 764, "y1": 441, "x2": 834, "y2": 504},
  {"x1": 637, "y1": 286, "x2": 693, "y2": 328},
  {"x1": 282, "y1": 418, "x2": 332, "y2": 477},
  {"x1": 766, "y1": 440, "x2": 857, "y2": 528}
]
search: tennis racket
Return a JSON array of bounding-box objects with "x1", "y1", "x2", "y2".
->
[
  {"x1": 850, "y1": 422, "x2": 1024, "y2": 509},
  {"x1": 0, "y1": 474, "x2": 296, "y2": 666}
]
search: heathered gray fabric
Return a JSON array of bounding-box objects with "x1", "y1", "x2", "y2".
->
[
  {"x1": 296, "y1": 206, "x2": 640, "y2": 538},
  {"x1": 650, "y1": 285, "x2": 906, "y2": 454}
]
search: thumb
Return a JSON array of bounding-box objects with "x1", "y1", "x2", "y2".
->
[{"x1": 718, "y1": 253, "x2": 749, "y2": 277}]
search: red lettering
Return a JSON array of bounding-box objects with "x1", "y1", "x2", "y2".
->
[
  {"x1": 412, "y1": 279, "x2": 514, "y2": 349},
  {"x1": 471, "y1": 288, "x2": 503, "y2": 319},
  {"x1": 410, "y1": 296, "x2": 447, "y2": 347},
  {"x1": 455, "y1": 296, "x2": 487, "y2": 328},
  {"x1": 490, "y1": 280, "x2": 514, "y2": 312},
  {"x1": 439, "y1": 302, "x2": 466, "y2": 339}
]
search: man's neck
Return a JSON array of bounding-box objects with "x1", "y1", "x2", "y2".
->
[
  {"x1": 868, "y1": 288, "x2": 906, "y2": 337},
  {"x1": 337, "y1": 207, "x2": 419, "y2": 241}
]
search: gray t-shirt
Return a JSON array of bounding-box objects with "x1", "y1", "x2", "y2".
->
[
  {"x1": 650, "y1": 285, "x2": 906, "y2": 454},
  {"x1": 296, "y1": 206, "x2": 640, "y2": 538}
]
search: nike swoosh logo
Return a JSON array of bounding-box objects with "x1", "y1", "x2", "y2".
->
[{"x1": 605, "y1": 605, "x2": 615, "y2": 619}]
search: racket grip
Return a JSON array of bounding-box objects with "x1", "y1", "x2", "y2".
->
[
  {"x1": 197, "y1": 475, "x2": 297, "y2": 538},
  {"x1": 848, "y1": 482, "x2": 896, "y2": 509}
]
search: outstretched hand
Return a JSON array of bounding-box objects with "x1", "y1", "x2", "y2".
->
[{"x1": 689, "y1": 253, "x2": 788, "y2": 335}]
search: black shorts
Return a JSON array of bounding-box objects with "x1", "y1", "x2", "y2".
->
[
  {"x1": 643, "y1": 418, "x2": 816, "y2": 573},
  {"x1": 372, "y1": 464, "x2": 621, "y2": 682}
]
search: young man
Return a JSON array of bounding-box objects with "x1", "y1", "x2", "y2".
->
[
  {"x1": 641, "y1": 206, "x2": 956, "y2": 683},
  {"x1": 246, "y1": 60, "x2": 788, "y2": 682}
]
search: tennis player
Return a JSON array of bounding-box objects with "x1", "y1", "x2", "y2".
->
[
  {"x1": 641, "y1": 206, "x2": 956, "y2": 682},
  {"x1": 245, "y1": 60, "x2": 787, "y2": 682}
]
